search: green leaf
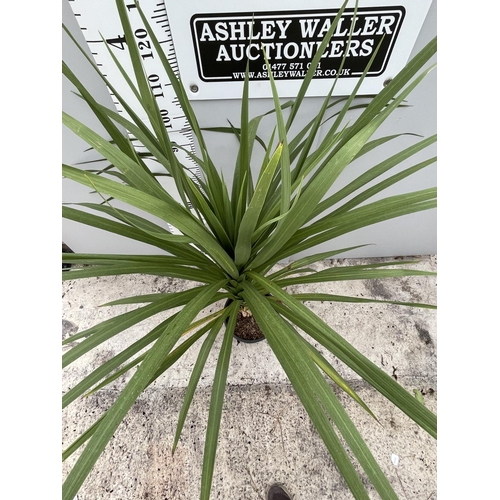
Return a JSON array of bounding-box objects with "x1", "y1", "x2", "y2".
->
[
  {"x1": 62, "y1": 112, "x2": 165, "y2": 199},
  {"x1": 85, "y1": 103, "x2": 177, "y2": 177},
  {"x1": 276, "y1": 190, "x2": 436, "y2": 262},
  {"x1": 62, "y1": 286, "x2": 222, "y2": 368},
  {"x1": 134, "y1": 2, "x2": 226, "y2": 210},
  {"x1": 234, "y1": 143, "x2": 283, "y2": 266},
  {"x1": 232, "y1": 60, "x2": 250, "y2": 220},
  {"x1": 100, "y1": 291, "x2": 229, "y2": 307},
  {"x1": 68, "y1": 202, "x2": 193, "y2": 244},
  {"x1": 63, "y1": 317, "x2": 222, "y2": 459},
  {"x1": 249, "y1": 273, "x2": 436, "y2": 438},
  {"x1": 262, "y1": 49, "x2": 291, "y2": 218},
  {"x1": 62, "y1": 281, "x2": 225, "y2": 500},
  {"x1": 241, "y1": 282, "x2": 371, "y2": 500},
  {"x1": 62, "y1": 262, "x2": 222, "y2": 283},
  {"x1": 265, "y1": 245, "x2": 369, "y2": 280},
  {"x1": 285, "y1": 0, "x2": 350, "y2": 129},
  {"x1": 200, "y1": 301, "x2": 239, "y2": 500},
  {"x1": 181, "y1": 175, "x2": 234, "y2": 250},
  {"x1": 172, "y1": 307, "x2": 232, "y2": 454},
  {"x1": 114, "y1": 0, "x2": 167, "y2": 149},
  {"x1": 311, "y1": 139, "x2": 436, "y2": 221},
  {"x1": 63, "y1": 164, "x2": 239, "y2": 278},
  {"x1": 291, "y1": 293, "x2": 437, "y2": 310},
  {"x1": 276, "y1": 267, "x2": 435, "y2": 288},
  {"x1": 292, "y1": 2, "x2": 372, "y2": 181},
  {"x1": 250, "y1": 60, "x2": 436, "y2": 270},
  {"x1": 63, "y1": 206, "x2": 178, "y2": 253},
  {"x1": 63, "y1": 61, "x2": 136, "y2": 160},
  {"x1": 335, "y1": 37, "x2": 436, "y2": 152},
  {"x1": 276, "y1": 316, "x2": 399, "y2": 500},
  {"x1": 299, "y1": 334, "x2": 377, "y2": 420},
  {"x1": 62, "y1": 413, "x2": 106, "y2": 462},
  {"x1": 63, "y1": 315, "x2": 175, "y2": 408}
]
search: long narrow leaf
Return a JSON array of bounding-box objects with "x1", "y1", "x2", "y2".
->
[
  {"x1": 278, "y1": 197, "x2": 436, "y2": 263},
  {"x1": 286, "y1": 322, "x2": 399, "y2": 500},
  {"x1": 62, "y1": 281, "x2": 225, "y2": 500},
  {"x1": 299, "y1": 334, "x2": 376, "y2": 420},
  {"x1": 62, "y1": 414, "x2": 106, "y2": 462},
  {"x1": 248, "y1": 273, "x2": 436, "y2": 438},
  {"x1": 276, "y1": 267, "x2": 435, "y2": 288},
  {"x1": 69, "y1": 202, "x2": 192, "y2": 243},
  {"x1": 62, "y1": 288, "x2": 217, "y2": 368},
  {"x1": 279, "y1": 317, "x2": 400, "y2": 500},
  {"x1": 63, "y1": 317, "x2": 220, "y2": 460},
  {"x1": 234, "y1": 143, "x2": 283, "y2": 267},
  {"x1": 311, "y1": 134, "x2": 437, "y2": 220},
  {"x1": 63, "y1": 112, "x2": 165, "y2": 199},
  {"x1": 262, "y1": 49, "x2": 291, "y2": 217},
  {"x1": 265, "y1": 245, "x2": 369, "y2": 280},
  {"x1": 63, "y1": 315, "x2": 175, "y2": 408},
  {"x1": 172, "y1": 307, "x2": 232, "y2": 454},
  {"x1": 200, "y1": 301, "x2": 239, "y2": 500},
  {"x1": 241, "y1": 282, "x2": 371, "y2": 500},
  {"x1": 63, "y1": 164, "x2": 239, "y2": 278},
  {"x1": 285, "y1": 0, "x2": 350, "y2": 129},
  {"x1": 134, "y1": 2, "x2": 226, "y2": 209},
  {"x1": 292, "y1": 293, "x2": 437, "y2": 310},
  {"x1": 62, "y1": 206, "x2": 182, "y2": 254}
]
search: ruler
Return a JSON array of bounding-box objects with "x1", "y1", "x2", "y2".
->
[{"x1": 67, "y1": 0, "x2": 200, "y2": 198}]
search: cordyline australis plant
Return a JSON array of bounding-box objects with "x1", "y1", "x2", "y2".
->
[{"x1": 62, "y1": 1, "x2": 437, "y2": 499}]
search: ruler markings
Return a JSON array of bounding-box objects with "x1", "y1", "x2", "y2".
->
[{"x1": 67, "y1": 0, "x2": 203, "y2": 235}]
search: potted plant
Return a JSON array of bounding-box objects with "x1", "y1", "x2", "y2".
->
[{"x1": 62, "y1": 1, "x2": 436, "y2": 499}]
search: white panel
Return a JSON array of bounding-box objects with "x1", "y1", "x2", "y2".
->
[{"x1": 166, "y1": 0, "x2": 433, "y2": 99}]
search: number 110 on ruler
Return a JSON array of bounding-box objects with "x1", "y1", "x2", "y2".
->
[{"x1": 68, "y1": 0, "x2": 199, "y2": 178}]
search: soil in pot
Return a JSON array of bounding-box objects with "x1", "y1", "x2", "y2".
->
[
  {"x1": 225, "y1": 299, "x2": 265, "y2": 343},
  {"x1": 233, "y1": 308, "x2": 265, "y2": 342}
]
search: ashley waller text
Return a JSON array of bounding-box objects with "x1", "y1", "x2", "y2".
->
[{"x1": 191, "y1": 7, "x2": 405, "y2": 82}]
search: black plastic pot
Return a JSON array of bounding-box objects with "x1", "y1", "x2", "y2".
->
[{"x1": 224, "y1": 299, "x2": 266, "y2": 343}]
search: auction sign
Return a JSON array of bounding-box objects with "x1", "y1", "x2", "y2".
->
[{"x1": 166, "y1": 0, "x2": 433, "y2": 99}]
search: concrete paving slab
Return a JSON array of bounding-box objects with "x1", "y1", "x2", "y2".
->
[{"x1": 62, "y1": 256, "x2": 437, "y2": 499}]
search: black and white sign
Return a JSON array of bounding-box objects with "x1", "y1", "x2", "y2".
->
[
  {"x1": 166, "y1": 0, "x2": 433, "y2": 99},
  {"x1": 191, "y1": 7, "x2": 404, "y2": 82}
]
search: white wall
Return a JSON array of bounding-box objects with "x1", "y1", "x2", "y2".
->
[{"x1": 62, "y1": 0, "x2": 436, "y2": 258}]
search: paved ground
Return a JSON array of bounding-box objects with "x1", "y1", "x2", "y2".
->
[{"x1": 62, "y1": 255, "x2": 437, "y2": 500}]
